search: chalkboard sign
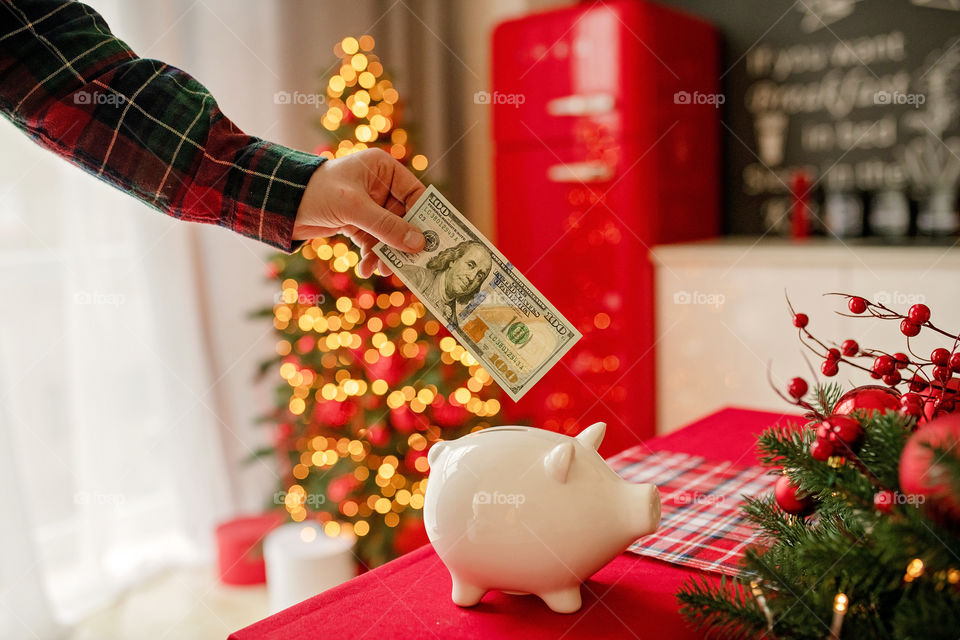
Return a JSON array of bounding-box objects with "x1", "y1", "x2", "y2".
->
[{"x1": 657, "y1": 0, "x2": 960, "y2": 235}]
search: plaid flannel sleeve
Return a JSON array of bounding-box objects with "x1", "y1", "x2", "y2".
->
[{"x1": 0, "y1": 0, "x2": 324, "y2": 252}]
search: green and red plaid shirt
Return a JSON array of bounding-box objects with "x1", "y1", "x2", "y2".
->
[{"x1": 0, "y1": 0, "x2": 324, "y2": 251}]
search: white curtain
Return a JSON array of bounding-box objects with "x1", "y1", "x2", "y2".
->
[{"x1": 0, "y1": 0, "x2": 284, "y2": 633}]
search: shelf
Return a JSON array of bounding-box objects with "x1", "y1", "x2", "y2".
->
[{"x1": 650, "y1": 236, "x2": 960, "y2": 269}]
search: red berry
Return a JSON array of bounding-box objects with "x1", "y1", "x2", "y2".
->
[
  {"x1": 950, "y1": 353, "x2": 960, "y2": 373},
  {"x1": 883, "y1": 371, "x2": 901, "y2": 386},
  {"x1": 848, "y1": 297, "x2": 868, "y2": 314},
  {"x1": 841, "y1": 339, "x2": 859, "y2": 357},
  {"x1": 870, "y1": 371, "x2": 882, "y2": 380},
  {"x1": 908, "y1": 304, "x2": 930, "y2": 324},
  {"x1": 900, "y1": 319, "x2": 920, "y2": 337},
  {"x1": 788, "y1": 377, "x2": 808, "y2": 399},
  {"x1": 821, "y1": 360, "x2": 839, "y2": 377},
  {"x1": 874, "y1": 490, "x2": 895, "y2": 514},
  {"x1": 873, "y1": 355, "x2": 896, "y2": 376},
  {"x1": 810, "y1": 438, "x2": 834, "y2": 461},
  {"x1": 793, "y1": 313, "x2": 809, "y2": 328},
  {"x1": 931, "y1": 348, "x2": 950, "y2": 366},
  {"x1": 900, "y1": 402, "x2": 923, "y2": 418},
  {"x1": 827, "y1": 348, "x2": 841, "y2": 361},
  {"x1": 900, "y1": 392, "x2": 922, "y2": 406},
  {"x1": 894, "y1": 353, "x2": 910, "y2": 369},
  {"x1": 934, "y1": 365, "x2": 952, "y2": 383}
]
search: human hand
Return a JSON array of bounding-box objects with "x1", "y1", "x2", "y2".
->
[{"x1": 293, "y1": 148, "x2": 426, "y2": 277}]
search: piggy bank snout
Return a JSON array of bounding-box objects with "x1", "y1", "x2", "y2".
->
[{"x1": 630, "y1": 483, "x2": 661, "y2": 537}]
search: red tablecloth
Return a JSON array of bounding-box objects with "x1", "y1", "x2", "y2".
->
[{"x1": 230, "y1": 407, "x2": 803, "y2": 640}]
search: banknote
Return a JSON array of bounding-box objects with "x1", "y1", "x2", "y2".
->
[{"x1": 373, "y1": 185, "x2": 581, "y2": 401}]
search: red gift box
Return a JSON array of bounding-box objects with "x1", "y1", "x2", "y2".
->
[{"x1": 216, "y1": 513, "x2": 286, "y2": 585}]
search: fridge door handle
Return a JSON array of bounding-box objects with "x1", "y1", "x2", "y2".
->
[
  {"x1": 546, "y1": 93, "x2": 615, "y2": 116},
  {"x1": 547, "y1": 162, "x2": 614, "y2": 183}
]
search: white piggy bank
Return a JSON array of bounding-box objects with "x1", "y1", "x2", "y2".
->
[{"x1": 424, "y1": 422, "x2": 661, "y2": 614}]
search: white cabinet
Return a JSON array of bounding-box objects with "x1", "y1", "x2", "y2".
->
[{"x1": 651, "y1": 238, "x2": 960, "y2": 434}]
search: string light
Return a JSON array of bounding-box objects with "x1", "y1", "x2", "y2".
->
[{"x1": 829, "y1": 592, "x2": 848, "y2": 639}]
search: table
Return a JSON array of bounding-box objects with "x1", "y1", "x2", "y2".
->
[{"x1": 230, "y1": 407, "x2": 803, "y2": 640}]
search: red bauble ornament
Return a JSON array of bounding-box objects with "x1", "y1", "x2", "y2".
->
[
  {"x1": 297, "y1": 282, "x2": 322, "y2": 306},
  {"x1": 393, "y1": 516, "x2": 430, "y2": 555},
  {"x1": 788, "y1": 377, "x2": 808, "y2": 399},
  {"x1": 793, "y1": 313, "x2": 809, "y2": 328},
  {"x1": 874, "y1": 490, "x2": 895, "y2": 514},
  {"x1": 774, "y1": 474, "x2": 815, "y2": 516},
  {"x1": 366, "y1": 424, "x2": 390, "y2": 447},
  {"x1": 432, "y1": 395, "x2": 468, "y2": 428},
  {"x1": 899, "y1": 413, "x2": 960, "y2": 525},
  {"x1": 848, "y1": 297, "x2": 868, "y2": 314},
  {"x1": 833, "y1": 385, "x2": 900, "y2": 417},
  {"x1": 810, "y1": 438, "x2": 834, "y2": 461},
  {"x1": 920, "y1": 378, "x2": 960, "y2": 423},
  {"x1": 390, "y1": 405, "x2": 427, "y2": 433},
  {"x1": 817, "y1": 414, "x2": 865, "y2": 453}
]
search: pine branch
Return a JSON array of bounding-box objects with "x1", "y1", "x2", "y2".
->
[{"x1": 677, "y1": 575, "x2": 769, "y2": 640}]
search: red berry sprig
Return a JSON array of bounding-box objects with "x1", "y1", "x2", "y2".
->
[{"x1": 785, "y1": 294, "x2": 960, "y2": 422}]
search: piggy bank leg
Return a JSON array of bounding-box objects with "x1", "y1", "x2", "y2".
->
[
  {"x1": 538, "y1": 587, "x2": 582, "y2": 614},
  {"x1": 450, "y1": 576, "x2": 487, "y2": 607}
]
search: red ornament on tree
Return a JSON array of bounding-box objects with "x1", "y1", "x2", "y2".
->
[
  {"x1": 873, "y1": 490, "x2": 895, "y2": 514},
  {"x1": 774, "y1": 474, "x2": 815, "y2": 516},
  {"x1": 833, "y1": 385, "x2": 900, "y2": 417},
  {"x1": 816, "y1": 415, "x2": 865, "y2": 454},
  {"x1": 899, "y1": 413, "x2": 960, "y2": 526}
]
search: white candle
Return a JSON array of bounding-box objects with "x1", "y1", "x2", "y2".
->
[{"x1": 264, "y1": 522, "x2": 357, "y2": 613}]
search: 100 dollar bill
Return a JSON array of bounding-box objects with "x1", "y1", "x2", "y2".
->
[{"x1": 373, "y1": 186, "x2": 581, "y2": 401}]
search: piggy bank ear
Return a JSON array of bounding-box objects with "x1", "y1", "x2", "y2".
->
[
  {"x1": 576, "y1": 422, "x2": 606, "y2": 451},
  {"x1": 544, "y1": 442, "x2": 575, "y2": 483},
  {"x1": 427, "y1": 441, "x2": 447, "y2": 469}
]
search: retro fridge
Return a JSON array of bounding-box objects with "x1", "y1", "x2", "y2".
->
[{"x1": 492, "y1": 1, "x2": 720, "y2": 455}]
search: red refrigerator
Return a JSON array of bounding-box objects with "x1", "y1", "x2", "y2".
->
[{"x1": 492, "y1": 0, "x2": 720, "y2": 456}]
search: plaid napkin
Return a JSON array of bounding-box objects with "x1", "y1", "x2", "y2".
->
[{"x1": 605, "y1": 448, "x2": 776, "y2": 576}]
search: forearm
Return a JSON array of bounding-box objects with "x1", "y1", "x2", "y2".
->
[{"x1": 0, "y1": 0, "x2": 322, "y2": 251}]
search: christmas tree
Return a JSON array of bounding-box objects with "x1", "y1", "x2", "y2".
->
[
  {"x1": 678, "y1": 296, "x2": 960, "y2": 639},
  {"x1": 253, "y1": 35, "x2": 499, "y2": 568}
]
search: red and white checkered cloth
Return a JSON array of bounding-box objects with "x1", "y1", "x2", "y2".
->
[{"x1": 605, "y1": 448, "x2": 776, "y2": 576}]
